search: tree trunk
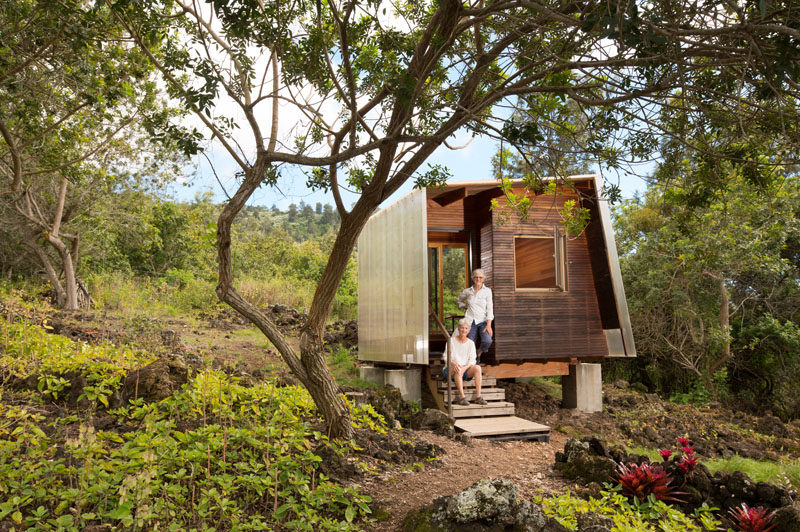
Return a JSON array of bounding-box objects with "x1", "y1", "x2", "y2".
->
[
  {"x1": 300, "y1": 331, "x2": 353, "y2": 439},
  {"x1": 44, "y1": 233, "x2": 79, "y2": 310},
  {"x1": 27, "y1": 237, "x2": 66, "y2": 307},
  {"x1": 706, "y1": 275, "x2": 732, "y2": 399},
  {"x1": 719, "y1": 276, "x2": 730, "y2": 364}
]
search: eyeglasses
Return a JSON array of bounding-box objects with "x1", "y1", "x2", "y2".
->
[{"x1": 473, "y1": 276, "x2": 484, "y2": 279}]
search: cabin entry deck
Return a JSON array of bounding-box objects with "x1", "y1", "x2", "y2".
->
[{"x1": 425, "y1": 360, "x2": 551, "y2": 442}]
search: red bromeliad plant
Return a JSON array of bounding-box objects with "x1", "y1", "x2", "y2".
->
[
  {"x1": 660, "y1": 437, "x2": 700, "y2": 473},
  {"x1": 725, "y1": 503, "x2": 777, "y2": 532},
  {"x1": 678, "y1": 445, "x2": 698, "y2": 473},
  {"x1": 677, "y1": 453, "x2": 699, "y2": 472},
  {"x1": 614, "y1": 462, "x2": 686, "y2": 503}
]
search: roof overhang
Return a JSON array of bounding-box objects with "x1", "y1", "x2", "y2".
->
[{"x1": 425, "y1": 174, "x2": 602, "y2": 203}]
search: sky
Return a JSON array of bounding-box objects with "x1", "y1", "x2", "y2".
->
[
  {"x1": 173, "y1": 128, "x2": 651, "y2": 212},
  {"x1": 164, "y1": 1, "x2": 655, "y2": 213}
]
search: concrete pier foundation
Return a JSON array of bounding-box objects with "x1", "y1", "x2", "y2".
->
[
  {"x1": 358, "y1": 365, "x2": 385, "y2": 385},
  {"x1": 358, "y1": 366, "x2": 422, "y2": 402},
  {"x1": 561, "y1": 363, "x2": 602, "y2": 413},
  {"x1": 384, "y1": 368, "x2": 422, "y2": 402}
]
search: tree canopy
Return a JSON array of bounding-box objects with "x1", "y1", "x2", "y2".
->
[
  {"x1": 105, "y1": 0, "x2": 800, "y2": 437},
  {"x1": 0, "y1": 0, "x2": 192, "y2": 308}
]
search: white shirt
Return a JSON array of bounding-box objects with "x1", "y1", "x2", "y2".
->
[
  {"x1": 449, "y1": 336, "x2": 477, "y2": 367},
  {"x1": 457, "y1": 285, "x2": 494, "y2": 325}
]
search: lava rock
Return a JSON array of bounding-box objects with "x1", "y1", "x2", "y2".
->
[
  {"x1": 756, "y1": 415, "x2": 790, "y2": 438},
  {"x1": 772, "y1": 502, "x2": 800, "y2": 532},
  {"x1": 553, "y1": 438, "x2": 617, "y2": 484},
  {"x1": 408, "y1": 408, "x2": 455, "y2": 438},
  {"x1": 120, "y1": 358, "x2": 189, "y2": 403},
  {"x1": 401, "y1": 478, "x2": 547, "y2": 532}
]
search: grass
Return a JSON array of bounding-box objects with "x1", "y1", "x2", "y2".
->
[
  {"x1": 228, "y1": 327, "x2": 275, "y2": 348},
  {"x1": 530, "y1": 376, "x2": 563, "y2": 400},
  {"x1": 705, "y1": 455, "x2": 800, "y2": 490},
  {"x1": 626, "y1": 446, "x2": 664, "y2": 462},
  {"x1": 89, "y1": 272, "x2": 221, "y2": 317},
  {"x1": 89, "y1": 271, "x2": 357, "y2": 321},
  {"x1": 625, "y1": 445, "x2": 800, "y2": 490}
]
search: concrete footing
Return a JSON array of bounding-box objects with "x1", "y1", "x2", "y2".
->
[
  {"x1": 358, "y1": 366, "x2": 422, "y2": 402},
  {"x1": 561, "y1": 363, "x2": 602, "y2": 413},
  {"x1": 358, "y1": 366, "x2": 385, "y2": 385},
  {"x1": 384, "y1": 368, "x2": 422, "y2": 401}
]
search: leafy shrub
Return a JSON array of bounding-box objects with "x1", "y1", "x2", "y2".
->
[
  {"x1": 536, "y1": 488, "x2": 721, "y2": 531},
  {"x1": 0, "y1": 319, "x2": 154, "y2": 408},
  {"x1": 0, "y1": 370, "x2": 379, "y2": 531}
]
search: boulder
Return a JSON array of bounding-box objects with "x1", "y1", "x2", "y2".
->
[
  {"x1": 408, "y1": 408, "x2": 455, "y2": 438},
  {"x1": 773, "y1": 502, "x2": 800, "y2": 532},
  {"x1": 576, "y1": 512, "x2": 614, "y2": 532},
  {"x1": 756, "y1": 415, "x2": 790, "y2": 438},
  {"x1": 358, "y1": 385, "x2": 406, "y2": 429},
  {"x1": 120, "y1": 358, "x2": 188, "y2": 403},
  {"x1": 554, "y1": 438, "x2": 617, "y2": 484},
  {"x1": 401, "y1": 479, "x2": 547, "y2": 532}
]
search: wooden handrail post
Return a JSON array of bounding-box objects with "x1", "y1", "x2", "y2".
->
[{"x1": 429, "y1": 305, "x2": 453, "y2": 419}]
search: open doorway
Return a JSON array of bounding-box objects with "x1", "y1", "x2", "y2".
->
[{"x1": 428, "y1": 232, "x2": 469, "y2": 338}]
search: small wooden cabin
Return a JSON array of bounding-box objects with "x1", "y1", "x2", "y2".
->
[{"x1": 357, "y1": 175, "x2": 635, "y2": 379}]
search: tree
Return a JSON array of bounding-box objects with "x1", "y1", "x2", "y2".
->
[
  {"x1": 114, "y1": 0, "x2": 800, "y2": 437},
  {"x1": 616, "y1": 167, "x2": 800, "y2": 403},
  {"x1": 0, "y1": 0, "x2": 191, "y2": 309}
]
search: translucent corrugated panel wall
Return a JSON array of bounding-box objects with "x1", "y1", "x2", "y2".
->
[{"x1": 357, "y1": 188, "x2": 428, "y2": 365}]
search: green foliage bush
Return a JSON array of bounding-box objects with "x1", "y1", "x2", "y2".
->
[
  {"x1": 0, "y1": 319, "x2": 155, "y2": 408},
  {"x1": 536, "y1": 488, "x2": 722, "y2": 531},
  {"x1": 0, "y1": 320, "x2": 379, "y2": 531},
  {"x1": 85, "y1": 198, "x2": 358, "y2": 320}
]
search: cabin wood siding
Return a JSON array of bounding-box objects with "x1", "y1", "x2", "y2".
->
[
  {"x1": 490, "y1": 193, "x2": 608, "y2": 360},
  {"x1": 427, "y1": 199, "x2": 464, "y2": 228}
]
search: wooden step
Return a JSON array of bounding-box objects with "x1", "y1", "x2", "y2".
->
[
  {"x1": 450, "y1": 401, "x2": 515, "y2": 418},
  {"x1": 437, "y1": 387, "x2": 505, "y2": 402},
  {"x1": 437, "y1": 376, "x2": 496, "y2": 389},
  {"x1": 455, "y1": 416, "x2": 550, "y2": 442}
]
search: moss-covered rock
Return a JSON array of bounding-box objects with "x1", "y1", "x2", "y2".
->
[
  {"x1": 401, "y1": 479, "x2": 547, "y2": 532},
  {"x1": 408, "y1": 408, "x2": 455, "y2": 438},
  {"x1": 553, "y1": 438, "x2": 616, "y2": 484}
]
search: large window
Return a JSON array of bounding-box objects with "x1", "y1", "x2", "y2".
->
[{"x1": 514, "y1": 229, "x2": 567, "y2": 291}]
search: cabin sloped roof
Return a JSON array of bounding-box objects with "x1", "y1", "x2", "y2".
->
[{"x1": 424, "y1": 174, "x2": 602, "y2": 202}]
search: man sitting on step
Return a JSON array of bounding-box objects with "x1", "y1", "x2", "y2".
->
[{"x1": 443, "y1": 318, "x2": 487, "y2": 406}]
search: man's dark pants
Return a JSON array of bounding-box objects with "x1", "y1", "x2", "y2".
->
[{"x1": 467, "y1": 321, "x2": 492, "y2": 354}]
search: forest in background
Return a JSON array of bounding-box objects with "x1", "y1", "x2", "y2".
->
[{"x1": 0, "y1": 194, "x2": 358, "y2": 321}]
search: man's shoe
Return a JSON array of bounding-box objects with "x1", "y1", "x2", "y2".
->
[
  {"x1": 471, "y1": 396, "x2": 488, "y2": 405},
  {"x1": 453, "y1": 397, "x2": 470, "y2": 406}
]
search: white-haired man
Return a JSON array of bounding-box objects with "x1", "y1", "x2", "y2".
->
[{"x1": 457, "y1": 268, "x2": 494, "y2": 360}]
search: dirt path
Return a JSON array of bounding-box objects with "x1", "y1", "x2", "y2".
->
[{"x1": 354, "y1": 431, "x2": 571, "y2": 531}]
